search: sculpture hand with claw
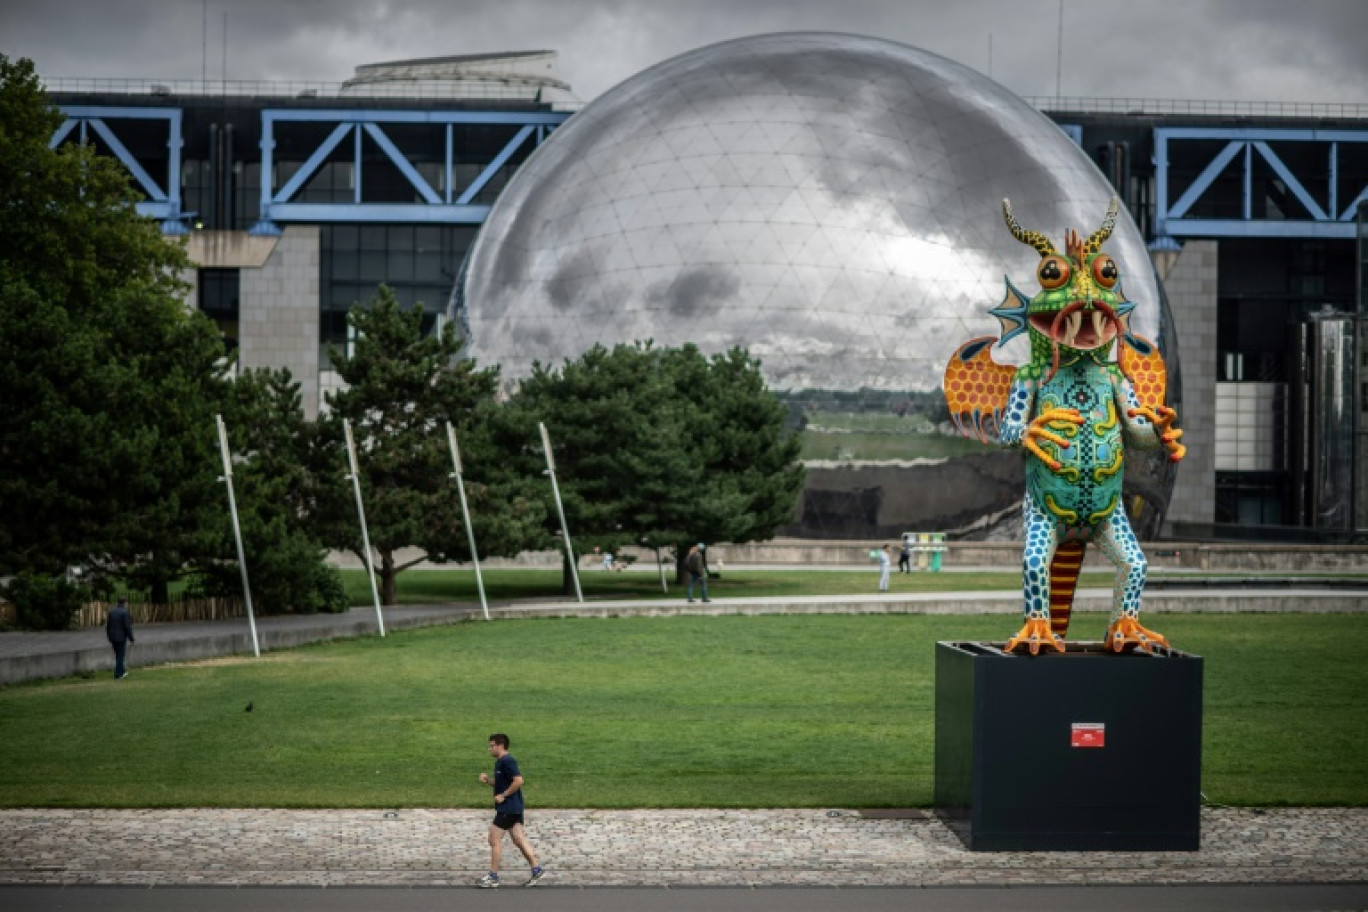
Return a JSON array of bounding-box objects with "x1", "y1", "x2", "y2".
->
[{"x1": 943, "y1": 199, "x2": 1185, "y2": 655}]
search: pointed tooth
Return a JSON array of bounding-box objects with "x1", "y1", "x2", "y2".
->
[
  {"x1": 1065, "y1": 311, "x2": 1082, "y2": 346},
  {"x1": 1090, "y1": 310, "x2": 1105, "y2": 341}
]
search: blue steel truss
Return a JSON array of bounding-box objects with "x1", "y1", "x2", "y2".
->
[
  {"x1": 250, "y1": 109, "x2": 570, "y2": 235},
  {"x1": 1155, "y1": 126, "x2": 1368, "y2": 241},
  {"x1": 52, "y1": 106, "x2": 188, "y2": 234}
]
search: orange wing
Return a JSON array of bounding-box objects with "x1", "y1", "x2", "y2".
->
[
  {"x1": 943, "y1": 337, "x2": 1016, "y2": 443},
  {"x1": 1119, "y1": 334, "x2": 1168, "y2": 410}
]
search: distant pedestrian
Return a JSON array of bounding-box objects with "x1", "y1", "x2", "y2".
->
[
  {"x1": 876, "y1": 544, "x2": 892, "y2": 592},
  {"x1": 477, "y1": 733, "x2": 545, "y2": 888},
  {"x1": 686, "y1": 543, "x2": 711, "y2": 603},
  {"x1": 105, "y1": 598, "x2": 135, "y2": 679},
  {"x1": 898, "y1": 539, "x2": 912, "y2": 573}
]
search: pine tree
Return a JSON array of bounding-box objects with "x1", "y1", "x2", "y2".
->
[
  {"x1": 0, "y1": 55, "x2": 229, "y2": 609},
  {"x1": 312, "y1": 287, "x2": 543, "y2": 605}
]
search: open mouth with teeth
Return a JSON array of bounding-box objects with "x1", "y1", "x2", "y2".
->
[{"x1": 1031, "y1": 301, "x2": 1120, "y2": 351}]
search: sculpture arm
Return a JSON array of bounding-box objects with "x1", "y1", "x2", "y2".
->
[
  {"x1": 1116, "y1": 370, "x2": 1185, "y2": 461},
  {"x1": 998, "y1": 376, "x2": 1035, "y2": 447}
]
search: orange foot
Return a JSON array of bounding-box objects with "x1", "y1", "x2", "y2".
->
[
  {"x1": 1105, "y1": 617, "x2": 1170, "y2": 654},
  {"x1": 1005, "y1": 618, "x2": 1065, "y2": 655}
]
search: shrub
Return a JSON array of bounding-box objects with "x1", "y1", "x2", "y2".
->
[{"x1": 3, "y1": 573, "x2": 89, "y2": 631}]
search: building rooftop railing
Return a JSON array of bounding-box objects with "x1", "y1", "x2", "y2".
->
[
  {"x1": 42, "y1": 76, "x2": 584, "y2": 110},
  {"x1": 1025, "y1": 95, "x2": 1368, "y2": 121},
  {"x1": 42, "y1": 78, "x2": 1365, "y2": 122}
]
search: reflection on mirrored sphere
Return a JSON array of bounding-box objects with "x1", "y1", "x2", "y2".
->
[{"x1": 460, "y1": 33, "x2": 1179, "y2": 539}]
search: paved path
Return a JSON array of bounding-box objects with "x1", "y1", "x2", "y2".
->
[
  {"x1": 4, "y1": 587, "x2": 1366, "y2": 685},
  {"x1": 4, "y1": 884, "x2": 1368, "y2": 911},
  {"x1": 0, "y1": 807, "x2": 1364, "y2": 887}
]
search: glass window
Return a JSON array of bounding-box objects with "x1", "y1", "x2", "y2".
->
[
  {"x1": 319, "y1": 224, "x2": 468, "y2": 326},
  {"x1": 198, "y1": 268, "x2": 240, "y2": 351},
  {"x1": 387, "y1": 249, "x2": 415, "y2": 283},
  {"x1": 332, "y1": 224, "x2": 358, "y2": 249},
  {"x1": 359, "y1": 252, "x2": 386, "y2": 283},
  {"x1": 331, "y1": 251, "x2": 359, "y2": 281},
  {"x1": 360, "y1": 225, "x2": 387, "y2": 251}
]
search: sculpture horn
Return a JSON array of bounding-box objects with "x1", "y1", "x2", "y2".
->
[
  {"x1": 1082, "y1": 198, "x2": 1120, "y2": 258},
  {"x1": 1001, "y1": 199, "x2": 1057, "y2": 258}
]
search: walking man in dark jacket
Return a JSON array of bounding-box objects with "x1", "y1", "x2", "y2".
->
[
  {"x1": 686, "y1": 543, "x2": 711, "y2": 603},
  {"x1": 106, "y1": 598, "x2": 134, "y2": 679}
]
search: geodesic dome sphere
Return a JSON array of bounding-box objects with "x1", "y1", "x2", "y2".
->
[{"x1": 460, "y1": 32, "x2": 1179, "y2": 539}]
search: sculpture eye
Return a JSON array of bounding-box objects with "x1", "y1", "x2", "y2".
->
[
  {"x1": 1037, "y1": 255, "x2": 1071, "y2": 290},
  {"x1": 1091, "y1": 254, "x2": 1119, "y2": 289}
]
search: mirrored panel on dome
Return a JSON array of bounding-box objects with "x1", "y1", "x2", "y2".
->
[{"x1": 458, "y1": 33, "x2": 1179, "y2": 541}]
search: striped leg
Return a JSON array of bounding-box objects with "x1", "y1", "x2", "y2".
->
[{"x1": 1047, "y1": 541, "x2": 1087, "y2": 640}]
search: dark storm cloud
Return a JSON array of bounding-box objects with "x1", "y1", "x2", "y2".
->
[
  {"x1": 649, "y1": 265, "x2": 739, "y2": 318},
  {"x1": 2, "y1": 0, "x2": 1364, "y2": 103}
]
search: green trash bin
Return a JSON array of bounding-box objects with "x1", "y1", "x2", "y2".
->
[{"x1": 929, "y1": 532, "x2": 946, "y2": 572}]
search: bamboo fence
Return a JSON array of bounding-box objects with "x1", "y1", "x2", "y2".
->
[{"x1": 76, "y1": 597, "x2": 245, "y2": 628}]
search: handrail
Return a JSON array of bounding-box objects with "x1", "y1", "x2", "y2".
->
[
  {"x1": 41, "y1": 76, "x2": 584, "y2": 109},
  {"x1": 1026, "y1": 95, "x2": 1368, "y2": 120}
]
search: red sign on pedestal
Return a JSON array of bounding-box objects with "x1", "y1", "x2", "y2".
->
[{"x1": 1071, "y1": 722, "x2": 1106, "y2": 748}]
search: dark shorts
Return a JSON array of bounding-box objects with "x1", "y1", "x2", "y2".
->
[{"x1": 492, "y1": 812, "x2": 524, "y2": 830}]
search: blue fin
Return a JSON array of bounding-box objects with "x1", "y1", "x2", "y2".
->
[{"x1": 991, "y1": 277, "x2": 1031, "y2": 347}]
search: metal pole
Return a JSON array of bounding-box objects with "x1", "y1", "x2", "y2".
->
[
  {"x1": 344, "y1": 418, "x2": 386, "y2": 636},
  {"x1": 539, "y1": 422, "x2": 583, "y2": 602},
  {"x1": 656, "y1": 546, "x2": 668, "y2": 593},
  {"x1": 1055, "y1": 0, "x2": 1064, "y2": 99},
  {"x1": 215, "y1": 414, "x2": 260, "y2": 658},
  {"x1": 446, "y1": 422, "x2": 490, "y2": 620}
]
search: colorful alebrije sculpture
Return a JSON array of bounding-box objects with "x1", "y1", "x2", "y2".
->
[{"x1": 944, "y1": 199, "x2": 1186, "y2": 655}]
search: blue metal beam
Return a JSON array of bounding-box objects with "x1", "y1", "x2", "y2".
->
[
  {"x1": 1342, "y1": 187, "x2": 1368, "y2": 221},
  {"x1": 272, "y1": 122, "x2": 354, "y2": 204},
  {"x1": 251, "y1": 107, "x2": 570, "y2": 234},
  {"x1": 48, "y1": 118, "x2": 78, "y2": 148},
  {"x1": 1166, "y1": 140, "x2": 1243, "y2": 220},
  {"x1": 455, "y1": 125, "x2": 533, "y2": 206},
  {"x1": 1155, "y1": 125, "x2": 1368, "y2": 241},
  {"x1": 86, "y1": 118, "x2": 165, "y2": 201},
  {"x1": 267, "y1": 203, "x2": 492, "y2": 224},
  {"x1": 1252, "y1": 140, "x2": 1326, "y2": 220},
  {"x1": 361, "y1": 123, "x2": 441, "y2": 204},
  {"x1": 260, "y1": 109, "x2": 567, "y2": 125},
  {"x1": 1166, "y1": 219, "x2": 1357, "y2": 240},
  {"x1": 52, "y1": 106, "x2": 187, "y2": 233}
]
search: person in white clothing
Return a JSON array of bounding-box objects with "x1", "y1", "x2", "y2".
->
[{"x1": 877, "y1": 544, "x2": 892, "y2": 592}]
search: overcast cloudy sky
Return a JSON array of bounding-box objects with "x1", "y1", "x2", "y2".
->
[{"x1": 2, "y1": 0, "x2": 1366, "y2": 105}]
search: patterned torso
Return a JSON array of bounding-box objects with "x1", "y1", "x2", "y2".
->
[{"x1": 1027, "y1": 358, "x2": 1124, "y2": 529}]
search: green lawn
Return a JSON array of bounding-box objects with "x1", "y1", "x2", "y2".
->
[
  {"x1": 1, "y1": 613, "x2": 1363, "y2": 808},
  {"x1": 339, "y1": 566, "x2": 1367, "y2": 606},
  {"x1": 800, "y1": 430, "x2": 987, "y2": 461},
  {"x1": 798, "y1": 410, "x2": 989, "y2": 461},
  {"x1": 339, "y1": 567, "x2": 1120, "y2": 605}
]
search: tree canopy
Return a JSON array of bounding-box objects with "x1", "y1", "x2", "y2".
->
[
  {"x1": 0, "y1": 55, "x2": 229, "y2": 602},
  {"x1": 498, "y1": 342, "x2": 804, "y2": 588},
  {"x1": 193, "y1": 368, "x2": 347, "y2": 615},
  {"x1": 312, "y1": 287, "x2": 545, "y2": 604}
]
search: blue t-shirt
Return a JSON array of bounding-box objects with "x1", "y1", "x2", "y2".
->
[{"x1": 493, "y1": 753, "x2": 524, "y2": 814}]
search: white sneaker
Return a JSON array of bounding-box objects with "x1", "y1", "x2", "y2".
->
[
  {"x1": 525, "y1": 867, "x2": 546, "y2": 886},
  {"x1": 477, "y1": 873, "x2": 499, "y2": 888}
]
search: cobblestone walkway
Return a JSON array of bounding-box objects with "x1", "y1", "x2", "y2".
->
[{"x1": 1, "y1": 807, "x2": 1363, "y2": 887}]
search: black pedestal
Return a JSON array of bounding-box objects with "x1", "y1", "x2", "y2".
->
[{"x1": 934, "y1": 640, "x2": 1203, "y2": 851}]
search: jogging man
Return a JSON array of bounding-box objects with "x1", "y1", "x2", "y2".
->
[{"x1": 477, "y1": 733, "x2": 545, "y2": 888}]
